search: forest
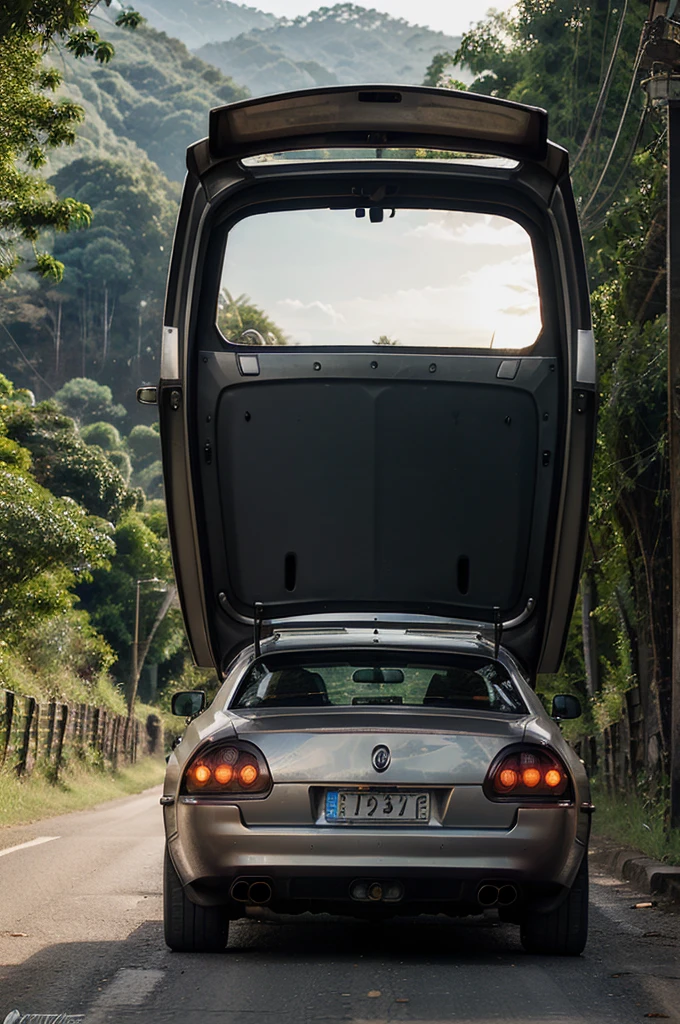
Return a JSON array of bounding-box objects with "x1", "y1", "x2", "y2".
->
[{"x1": 0, "y1": 0, "x2": 677, "y2": 851}]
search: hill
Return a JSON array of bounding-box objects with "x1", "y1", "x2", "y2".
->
[
  {"x1": 127, "y1": 0, "x2": 276, "y2": 50},
  {"x1": 194, "y1": 3, "x2": 461, "y2": 96},
  {"x1": 48, "y1": 18, "x2": 249, "y2": 182}
]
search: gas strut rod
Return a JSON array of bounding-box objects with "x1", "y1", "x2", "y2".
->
[
  {"x1": 253, "y1": 602, "x2": 264, "y2": 659},
  {"x1": 493, "y1": 606, "x2": 502, "y2": 659}
]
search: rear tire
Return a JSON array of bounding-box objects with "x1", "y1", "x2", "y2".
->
[
  {"x1": 163, "y1": 848, "x2": 229, "y2": 952},
  {"x1": 520, "y1": 852, "x2": 588, "y2": 956}
]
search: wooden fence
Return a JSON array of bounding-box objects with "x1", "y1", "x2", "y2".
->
[{"x1": 0, "y1": 688, "x2": 160, "y2": 778}]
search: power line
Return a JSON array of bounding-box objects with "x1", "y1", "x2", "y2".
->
[
  {"x1": 581, "y1": 38, "x2": 646, "y2": 218},
  {"x1": 582, "y1": 99, "x2": 650, "y2": 229},
  {"x1": 0, "y1": 319, "x2": 55, "y2": 395},
  {"x1": 573, "y1": 0, "x2": 629, "y2": 170}
]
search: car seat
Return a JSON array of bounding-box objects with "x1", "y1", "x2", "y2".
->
[
  {"x1": 424, "y1": 669, "x2": 490, "y2": 709},
  {"x1": 263, "y1": 668, "x2": 329, "y2": 706}
]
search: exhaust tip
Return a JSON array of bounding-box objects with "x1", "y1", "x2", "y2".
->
[
  {"x1": 497, "y1": 884, "x2": 518, "y2": 907},
  {"x1": 248, "y1": 880, "x2": 272, "y2": 905},
  {"x1": 230, "y1": 879, "x2": 250, "y2": 902},
  {"x1": 477, "y1": 884, "x2": 499, "y2": 907}
]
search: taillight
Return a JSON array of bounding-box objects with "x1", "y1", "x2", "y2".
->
[
  {"x1": 485, "y1": 746, "x2": 572, "y2": 802},
  {"x1": 182, "y1": 741, "x2": 271, "y2": 796}
]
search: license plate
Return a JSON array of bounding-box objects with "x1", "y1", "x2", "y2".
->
[{"x1": 325, "y1": 790, "x2": 430, "y2": 823}]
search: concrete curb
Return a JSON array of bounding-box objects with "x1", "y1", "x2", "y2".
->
[{"x1": 590, "y1": 842, "x2": 680, "y2": 904}]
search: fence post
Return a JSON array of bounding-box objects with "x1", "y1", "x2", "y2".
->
[
  {"x1": 17, "y1": 697, "x2": 35, "y2": 776},
  {"x1": 1, "y1": 690, "x2": 15, "y2": 766}
]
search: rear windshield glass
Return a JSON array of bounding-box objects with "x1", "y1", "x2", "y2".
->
[
  {"x1": 218, "y1": 208, "x2": 541, "y2": 350},
  {"x1": 231, "y1": 652, "x2": 525, "y2": 713}
]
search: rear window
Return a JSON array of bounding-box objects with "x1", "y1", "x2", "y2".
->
[
  {"x1": 230, "y1": 652, "x2": 525, "y2": 714},
  {"x1": 218, "y1": 208, "x2": 541, "y2": 351}
]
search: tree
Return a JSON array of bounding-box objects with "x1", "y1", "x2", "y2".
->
[
  {"x1": 0, "y1": 1, "x2": 142, "y2": 282},
  {"x1": 54, "y1": 377, "x2": 126, "y2": 423},
  {"x1": 217, "y1": 290, "x2": 288, "y2": 346},
  {"x1": 4, "y1": 399, "x2": 137, "y2": 521}
]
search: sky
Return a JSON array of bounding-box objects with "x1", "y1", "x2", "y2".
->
[
  {"x1": 255, "y1": 0, "x2": 518, "y2": 38},
  {"x1": 222, "y1": 206, "x2": 541, "y2": 350}
]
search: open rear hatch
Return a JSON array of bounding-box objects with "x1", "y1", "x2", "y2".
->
[{"x1": 151, "y1": 85, "x2": 595, "y2": 680}]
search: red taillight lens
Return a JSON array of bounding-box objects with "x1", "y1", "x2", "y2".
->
[
  {"x1": 486, "y1": 747, "x2": 571, "y2": 801},
  {"x1": 183, "y1": 742, "x2": 271, "y2": 796}
]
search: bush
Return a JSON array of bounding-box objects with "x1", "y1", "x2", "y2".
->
[{"x1": 80, "y1": 421, "x2": 123, "y2": 451}]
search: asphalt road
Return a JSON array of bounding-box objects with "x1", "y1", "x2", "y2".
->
[{"x1": 1, "y1": 788, "x2": 680, "y2": 1024}]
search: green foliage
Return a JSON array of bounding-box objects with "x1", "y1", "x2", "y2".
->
[
  {"x1": 80, "y1": 420, "x2": 122, "y2": 450},
  {"x1": 77, "y1": 506, "x2": 184, "y2": 678},
  {"x1": 452, "y1": 1, "x2": 646, "y2": 218},
  {"x1": 2, "y1": 160, "x2": 179, "y2": 397},
  {"x1": 217, "y1": 290, "x2": 288, "y2": 346},
  {"x1": 0, "y1": 1, "x2": 144, "y2": 283},
  {"x1": 54, "y1": 377, "x2": 126, "y2": 423},
  {"x1": 4, "y1": 400, "x2": 135, "y2": 520},
  {"x1": 0, "y1": 30, "x2": 91, "y2": 281},
  {"x1": 107, "y1": 448, "x2": 132, "y2": 484},
  {"x1": 54, "y1": 19, "x2": 248, "y2": 182}
]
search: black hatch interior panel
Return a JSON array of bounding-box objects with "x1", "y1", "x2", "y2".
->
[
  {"x1": 218, "y1": 379, "x2": 537, "y2": 614},
  {"x1": 194, "y1": 349, "x2": 561, "y2": 668}
]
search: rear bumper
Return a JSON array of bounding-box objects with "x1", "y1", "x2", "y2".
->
[{"x1": 166, "y1": 799, "x2": 586, "y2": 909}]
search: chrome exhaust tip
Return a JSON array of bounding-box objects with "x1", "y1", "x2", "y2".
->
[
  {"x1": 248, "y1": 880, "x2": 273, "y2": 905},
  {"x1": 230, "y1": 879, "x2": 250, "y2": 902},
  {"x1": 477, "y1": 884, "x2": 499, "y2": 907},
  {"x1": 497, "y1": 884, "x2": 518, "y2": 907}
]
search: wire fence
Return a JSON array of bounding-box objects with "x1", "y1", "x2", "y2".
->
[{"x1": 0, "y1": 688, "x2": 162, "y2": 779}]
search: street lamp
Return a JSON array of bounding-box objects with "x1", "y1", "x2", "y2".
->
[{"x1": 128, "y1": 577, "x2": 166, "y2": 718}]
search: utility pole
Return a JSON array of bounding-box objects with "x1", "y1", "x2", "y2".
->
[
  {"x1": 641, "y1": 2, "x2": 680, "y2": 826},
  {"x1": 127, "y1": 577, "x2": 165, "y2": 719}
]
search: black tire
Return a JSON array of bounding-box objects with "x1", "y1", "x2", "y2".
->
[
  {"x1": 163, "y1": 848, "x2": 229, "y2": 953},
  {"x1": 520, "y1": 852, "x2": 588, "y2": 956}
]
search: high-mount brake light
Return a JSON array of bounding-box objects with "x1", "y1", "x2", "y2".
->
[
  {"x1": 485, "y1": 747, "x2": 572, "y2": 802},
  {"x1": 182, "y1": 742, "x2": 271, "y2": 796}
]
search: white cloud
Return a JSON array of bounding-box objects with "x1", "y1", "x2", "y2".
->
[
  {"x1": 406, "y1": 213, "x2": 530, "y2": 248},
  {"x1": 277, "y1": 298, "x2": 345, "y2": 324}
]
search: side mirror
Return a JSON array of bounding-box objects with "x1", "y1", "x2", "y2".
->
[
  {"x1": 136, "y1": 386, "x2": 158, "y2": 405},
  {"x1": 171, "y1": 690, "x2": 205, "y2": 717},
  {"x1": 551, "y1": 694, "x2": 581, "y2": 720}
]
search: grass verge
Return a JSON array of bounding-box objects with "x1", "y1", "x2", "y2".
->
[
  {"x1": 0, "y1": 756, "x2": 165, "y2": 829},
  {"x1": 592, "y1": 783, "x2": 680, "y2": 865}
]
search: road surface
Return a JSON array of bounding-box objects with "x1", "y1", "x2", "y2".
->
[{"x1": 1, "y1": 787, "x2": 679, "y2": 1023}]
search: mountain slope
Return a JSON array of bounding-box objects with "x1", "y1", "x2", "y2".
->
[
  {"x1": 127, "y1": 0, "x2": 277, "y2": 50},
  {"x1": 196, "y1": 3, "x2": 461, "y2": 95},
  {"x1": 50, "y1": 19, "x2": 249, "y2": 182}
]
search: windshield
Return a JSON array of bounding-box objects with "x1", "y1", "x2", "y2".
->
[
  {"x1": 231, "y1": 652, "x2": 526, "y2": 713},
  {"x1": 218, "y1": 208, "x2": 542, "y2": 350}
]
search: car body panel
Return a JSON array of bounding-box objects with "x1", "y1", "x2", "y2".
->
[{"x1": 157, "y1": 85, "x2": 595, "y2": 679}]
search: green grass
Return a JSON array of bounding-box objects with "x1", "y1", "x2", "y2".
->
[
  {"x1": 0, "y1": 756, "x2": 165, "y2": 829},
  {"x1": 592, "y1": 783, "x2": 680, "y2": 865}
]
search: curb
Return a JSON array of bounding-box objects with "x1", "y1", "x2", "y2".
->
[{"x1": 590, "y1": 841, "x2": 680, "y2": 904}]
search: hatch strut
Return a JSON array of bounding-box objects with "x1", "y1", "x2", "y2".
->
[
  {"x1": 253, "y1": 602, "x2": 264, "y2": 658},
  {"x1": 493, "y1": 606, "x2": 502, "y2": 659}
]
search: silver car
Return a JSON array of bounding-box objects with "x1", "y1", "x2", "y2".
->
[{"x1": 144, "y1": 85, "x2": 596, "y2": 955}]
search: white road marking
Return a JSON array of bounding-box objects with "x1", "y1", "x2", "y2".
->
[
  {"x1": 0, "y1": 836, "x2": 59, "y2": 859},
  {"x1": 88, "y1": 969, "x2": 165, "y2": 1011}
]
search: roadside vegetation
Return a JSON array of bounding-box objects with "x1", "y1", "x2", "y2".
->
[{"x1": 0, "y1": 755, "x2": 165, "y2": 828}]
